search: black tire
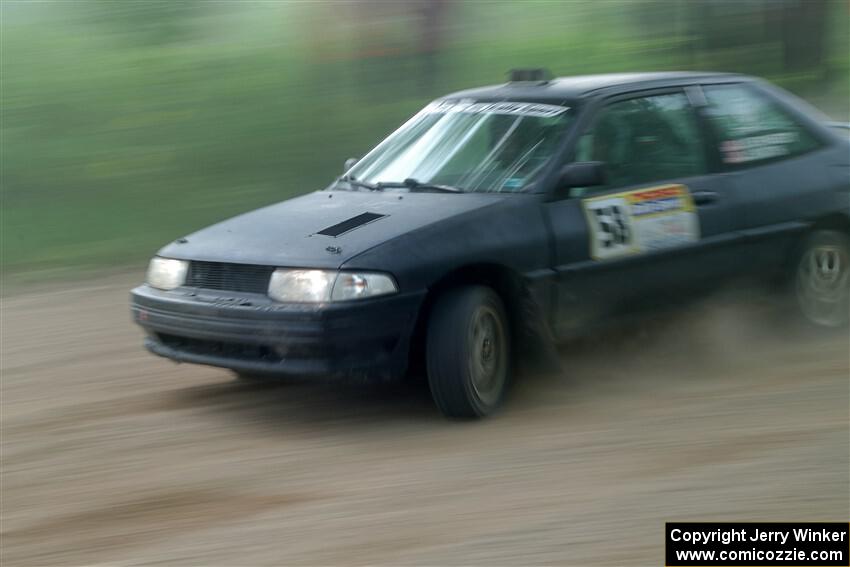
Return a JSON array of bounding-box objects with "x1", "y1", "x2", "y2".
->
[
  {"x1": 792, "y1": 229, "x2": 850, "y2": 329},
  {"x1": 426, "y1": 286, "x2": 511, "y2": 418}
]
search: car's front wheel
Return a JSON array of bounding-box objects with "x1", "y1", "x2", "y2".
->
[
  {"x1": 794, "y1": 230, "x2": 850, "y2": 328},
  {"x1": 426, "y1": 286, "x2": 511, "y2": 418}
]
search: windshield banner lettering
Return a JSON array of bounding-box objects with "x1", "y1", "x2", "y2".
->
[{"x1": 425, "y1": 100, "x2": 569, "y2": 118}]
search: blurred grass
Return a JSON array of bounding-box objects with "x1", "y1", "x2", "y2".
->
[{"x1": 1, "y1": 1, "x2": 848, "y2": 285}]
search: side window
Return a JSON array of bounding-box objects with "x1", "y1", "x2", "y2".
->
[
  {"x1": 703, "y1": 84, "x2": 820, "y2": 166},
  {"x1": 578, "y1": 92, "x2": 707, "y2": 190}
]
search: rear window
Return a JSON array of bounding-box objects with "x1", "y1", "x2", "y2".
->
[{"x1": 702, "y1": 84, "x2": 820, "y2": 167}]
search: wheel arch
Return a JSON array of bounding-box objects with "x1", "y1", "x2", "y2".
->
[
  {"x1": 406, "y1": 263, "x2": 533, "y2": 376},
  {"x1": 810, "y1": 212, "x2": 850, "y2": 235}
]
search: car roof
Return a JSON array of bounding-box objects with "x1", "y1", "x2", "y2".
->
[{"x1": 442, "y1": 71, "x2": 750, "y2": 103}]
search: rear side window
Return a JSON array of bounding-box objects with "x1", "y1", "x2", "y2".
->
[
  {"x1": 576, "y1": 92, "x2": 707, "y2": 189},
  {"x1": 702, "y1": 84, "x2": 820, "y2": 166}
]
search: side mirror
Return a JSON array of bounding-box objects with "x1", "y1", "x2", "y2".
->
[
  {"x1": 557, "y1": 161, "x2": 606, "y2": 198},
  {"x1": 344, "y1": 157, "x2": 359, "y2": 172}
]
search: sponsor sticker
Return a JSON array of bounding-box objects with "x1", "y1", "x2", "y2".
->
[
  {"x1": 582, "y1": 184, "x2": 700, "y2": 260},
  {"x1": 720, "y1": 132, "x2": 797, "y2": 164}
]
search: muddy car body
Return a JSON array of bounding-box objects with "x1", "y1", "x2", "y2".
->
[{"x1": 132, "y1": 71, "x2": 850, "y2": 417}]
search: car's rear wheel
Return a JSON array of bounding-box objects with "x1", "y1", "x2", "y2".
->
[
  {"x1": 794, "y1": 230, "x2": 850, "y2": 328},
  {"x1": 426, "y1": 286, "x2": 511, "y2": 418}
]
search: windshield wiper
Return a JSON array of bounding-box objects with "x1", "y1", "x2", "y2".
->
[
  {"x1": 340, "y1": 176, "x2": 463, "y2": 193},
  {"x1": 377, "y1": 178, "x2": 463, "y2": 193},
  {"x1": 339, "y1": 176, "x2": 380, "y2": 191}
]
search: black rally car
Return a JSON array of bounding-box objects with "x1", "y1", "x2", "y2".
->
[{"x1": 132, "y1": 71, "x2": 850, "y2": 418}]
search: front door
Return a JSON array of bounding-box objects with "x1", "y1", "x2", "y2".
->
[{"x1": 545, "y1": 88, "x2": 739, "y2": 338}]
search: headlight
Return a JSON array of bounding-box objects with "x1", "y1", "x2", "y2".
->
[
  {"x1": 331, "y1": 272, "x2": 397, "y2": 301},
  {"x1": 268, "y1": 269, "x2": 397, "y2": 303},
  {"x1": 268, "y1": 269, "x2": 335, "y2": 303},
  {"x1": 146, "y1": 257, "x2": 188, "y2": 290}
]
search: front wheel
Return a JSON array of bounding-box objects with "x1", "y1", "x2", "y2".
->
[
  {"x1": 426, "y1": 286, "x2": 511, "y2": 418},
  {"x1": 794, "y1": 230, "x2": 850, "y2": 328}
]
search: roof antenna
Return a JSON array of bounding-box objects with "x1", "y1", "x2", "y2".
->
[{"x1": 508, "y1": 68, "x2": 554, "y2": 84}]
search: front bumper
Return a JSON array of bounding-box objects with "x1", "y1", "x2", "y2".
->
[{"x1": 130, "y1": 284, "x2": 425, "y2": 380}]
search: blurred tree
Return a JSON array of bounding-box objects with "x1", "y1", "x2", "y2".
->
[
  {"x1": 775, "y1": 0, "x2": 829, "y2": 75},
  {"x1": 415, "y1": 0, "x2": 450, "y2": 93},
  {"x1": 688, "y1": 0, "x2": 830, "y2": 77},
  {"x1": 82, "y1": 0, "x2": 204, "y2": 45}
]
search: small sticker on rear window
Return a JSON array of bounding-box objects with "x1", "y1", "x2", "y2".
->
[{"x1": 719, "y1": 132, "x2": 797, "y2": 164}]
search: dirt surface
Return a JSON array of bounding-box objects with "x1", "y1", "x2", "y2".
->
[{"x1": 2, "y1": 273, "x2": 848, "y2": 566}]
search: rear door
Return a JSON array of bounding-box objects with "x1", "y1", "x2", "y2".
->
[
  {"x1": 696, "y1": 82, "x2": 837, "y2": 272},
  {"x1": 545, "y1": 88, "x2": 741, "y2": 337}
]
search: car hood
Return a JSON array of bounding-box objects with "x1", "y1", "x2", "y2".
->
[{"x1": 158, "y1": 190, "x2": 509, "y2": 268}]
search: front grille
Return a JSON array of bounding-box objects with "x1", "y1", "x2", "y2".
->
[{"x1": 185, "y1": 261, "x2": 275, "y2": 293}]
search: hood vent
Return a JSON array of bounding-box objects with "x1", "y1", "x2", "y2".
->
[{"x1": 316, "y1": 212, "x2": 386, "y2": 237}]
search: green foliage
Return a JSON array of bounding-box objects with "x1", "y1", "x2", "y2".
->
[{"x1": 1, "y1": 1, "x2": 847, "y2": 281}]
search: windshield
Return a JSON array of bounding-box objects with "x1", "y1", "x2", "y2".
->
[{"x1": 345, "y1": 100, "x2": 573, "y2": 193}]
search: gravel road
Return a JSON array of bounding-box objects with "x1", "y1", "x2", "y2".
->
[{"x1": 2, "y1": 273, "x2": 848, "y2": 566}]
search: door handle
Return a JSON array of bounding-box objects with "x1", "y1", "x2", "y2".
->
[{"x1": 692, "y1": 190, "x2": 719, "y2": 206}]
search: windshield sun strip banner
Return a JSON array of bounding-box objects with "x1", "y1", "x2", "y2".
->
[{"x1": 424, "y1": 99, "x2": 569, "y2": 118}]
